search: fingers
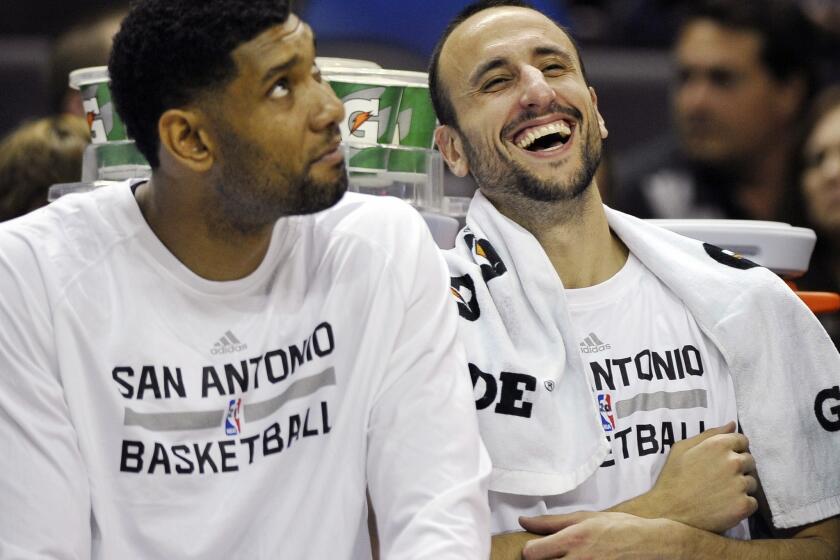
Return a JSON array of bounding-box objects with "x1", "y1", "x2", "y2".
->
[
  {"x1": 703, "y1": 421, "x2": 736, "y2": 437},
  {"x1": 519, "y1": 511, "x2": 595, "y2": 535},
  {"x1": 726, "y1": 432, "x2": 750, "y2": 453},
  {"x1": 521, "y1": 531, "x2": 569, "y2": 560},
  {"x1": 740, "y1": 495, "x2": 760, "y2": 520},
  {"x1": 738, "y1": 451, "x2": 756, "y2": 474},
  {"x1": 698, "y1": 431, "x2": 750, "y2": 456},
  {"x1": 680, "y1": 421, "x2": 736, "y2": 449},
  {"x1": 743, "y1": 473, "x2": 759, "y2": 495}
]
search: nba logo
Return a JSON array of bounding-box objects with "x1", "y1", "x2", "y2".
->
[
  {"x1": 224, "y1": 398, "x2": 241, "y2": 436},
  {"x1": 598, "y1": 394, "x2": 615, "y2": 432}
]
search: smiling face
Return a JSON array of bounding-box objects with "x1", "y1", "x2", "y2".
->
[
  {"x1": 434, "y1": 6, "x2": 607, "y2": 206},
  {"x1": 204, "y1": 16, "x2": 346, "y2": 232},
  {"x1": 802, "y1": 104, "x2": 840, "y2": 235}
]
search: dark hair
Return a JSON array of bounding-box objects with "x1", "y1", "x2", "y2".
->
[
  {"x1": 428, "y1": 0, "x2": 585, "y2": 128},
  {"x1": 682, "y1": 0, "x2": 818, "y2": 102},
  {"x1": 783, "y1": 86, "x2": 840, "y2": 295},
  {"x1": 108, "y1": 0, "x2": 291, "y2": 168},
  {"x1": 787, "y1": 86, "x2": 840, "y2": 225},
  {"x1": 0, "y1": 115, "x2": 90, "y2": 221}
]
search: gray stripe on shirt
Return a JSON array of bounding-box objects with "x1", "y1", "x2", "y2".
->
[
  {"x1": 123, "y1": 367, "x2": 336, "y2": 431},
  {"x1": 615, "y1": 389, "x2": 708, "y2": 419},
  {"x1": 244, "y1": 367, "x2": 336, "y2": 422}
]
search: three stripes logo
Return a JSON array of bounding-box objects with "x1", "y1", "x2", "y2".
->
[
  {"x1": 579, "y1": 332, "x2": 611, "y2": 354},
  {"x1": 211, "y1": 330, "x2": 248, "y2": 355}
]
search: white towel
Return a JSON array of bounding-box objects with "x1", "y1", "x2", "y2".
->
[
  {"x1": 446, "y1": 191, "x2": 840, "y2": 529},
  {"x1": 445, "y1": 192, "x2": 610, "y2": 497}
]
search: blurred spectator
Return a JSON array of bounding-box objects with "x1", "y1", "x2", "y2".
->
[
  {"x1": 798, "y1": 0, "x2": 840, "y2": 84},
  {"x1": 0, "y1": 115, "x2": 89, "y2": 221},
  {"x1": 566, "y1": 0, "x2": 684, "y2": 47},
  {"x1": 615, "y1": 0, "x2": 818, "y2": 220},
  {"x1": 789, "y1": 86, "x2": 840, "y2": 343},
  {"x1": 48, "y1": 7, "x2": 125, "y2": 116}
]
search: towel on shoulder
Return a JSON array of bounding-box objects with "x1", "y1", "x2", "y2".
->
[{"x1": 445, "y1": 190, "x2": 840, "y2": 529}]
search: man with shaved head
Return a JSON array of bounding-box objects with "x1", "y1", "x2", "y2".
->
[{"x1": 430, "y1": 1, "x2": 840, "y2": 558}]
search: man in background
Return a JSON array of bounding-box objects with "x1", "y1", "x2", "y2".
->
[{"x1": 616, "y1": 0, "x2": 817, "y2": 221}]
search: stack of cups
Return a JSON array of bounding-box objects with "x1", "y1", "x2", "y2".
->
[
  {"x1": 69, "y1": 66, "x2": 151, "y2": 182},
  {"x1": 322, "y1": 65, "x2": 443, "y2": 212}
]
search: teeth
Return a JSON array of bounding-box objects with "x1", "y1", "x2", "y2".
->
[{"x1": 516, "y1": 121, "x2": 572, "y2": 149}]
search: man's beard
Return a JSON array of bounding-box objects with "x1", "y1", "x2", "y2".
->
[
  {"x1": 211, "y1": 129, "x2": 347, "y2": 236},
  {"x1": 461, "y1": 104, "x2": 602, "y2": 204}
]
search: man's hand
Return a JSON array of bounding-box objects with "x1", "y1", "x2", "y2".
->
[
  {"x1": 520, "y1": 511, "x2": 679, "y2": 559},
  {"x1": 612, "y1": 421, "x2": 758, "y2": 533}
]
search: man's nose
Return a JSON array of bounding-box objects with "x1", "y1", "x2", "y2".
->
[
  {"x1": 312, "y1": 81, "x2": 345, "y2": 131},
  {"x1": 678, "y1": 78, "x2": 713, "y2": 114},
  {"x1": 518, "y1": 66, "x2": 555, "y2": 111}
]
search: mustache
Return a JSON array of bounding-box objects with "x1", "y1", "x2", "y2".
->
[{"x1": 501, "y1": 102, "x2": 583, "y2": 138}]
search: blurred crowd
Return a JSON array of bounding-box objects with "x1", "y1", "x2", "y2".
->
[{"x1": 1, "y1": 0, "x2": 839, "y2": 336}]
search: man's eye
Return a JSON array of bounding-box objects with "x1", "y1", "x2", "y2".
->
[
  {"x1": 709, "y1": 69, "x2": 737, "y2": 89},
  {"x1": 482, "y1": 77, "x2": 509, "y2": 91},
  {"x1": 270, "y1": 79, "x2": 290, "y2": 98},
  {"x1": 542, "y1": 64, "x2": 564, "y2": 74}
]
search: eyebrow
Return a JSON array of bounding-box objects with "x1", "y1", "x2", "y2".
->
[
  {"x1": 469, "y1": 57, "x2": 508, "y2": 88},
  {"x1": 261, "y1": 55, "x2": 300, "y2": 85},
  {"x1": 534, "y1": 45, "x2": 574, "y2": 66},
  {"x1": 468, "y1": 45, "x2": 576, "y2": 87}
]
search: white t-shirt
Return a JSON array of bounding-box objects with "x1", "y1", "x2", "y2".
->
[
  {"x1": 0, "y1": 184, "x2": 491, "y2": 559},
  {"x1": 489, "y1": 253, "x2": 749, "y2": 539}
]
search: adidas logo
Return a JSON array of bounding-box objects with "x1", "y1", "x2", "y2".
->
[
  {"x1": 211, "y1": 330, "x2": 248, "y2": 355},
  {"x1": 579, "y1": 332, "x2": 611, "y2": 354}
]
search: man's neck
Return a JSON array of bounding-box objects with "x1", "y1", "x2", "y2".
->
[
  {"x1": 485, "y1": 183, "x2": 628, "y2": 289},
  {"x1": 134, "y1": 174, "x2": 274, "y2": 281}
]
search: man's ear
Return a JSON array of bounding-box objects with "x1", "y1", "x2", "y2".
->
[
  {"x1": 434, "y1": 124, "x2": 470, "y2": 177},
  {"x1": 589, "y1": 86, "x2": 608, "y2": 140},
  {"x1": 157, "y1": 109, "x2": 215, "y2": 173}
]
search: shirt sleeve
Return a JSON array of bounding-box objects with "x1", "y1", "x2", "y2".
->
[
  {"x1": 365, "y1": 206, "x2": 491, "y2": 559},
  {"x1": 0, "y1": 230, "x2": 91, "y2": 558}
]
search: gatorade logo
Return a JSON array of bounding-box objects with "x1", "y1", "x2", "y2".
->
[
  {"x1": 350, "y1": 112, "x2": 373, "y2": 135},
  {"x1": 341, "y1": 96, "x2": 381, "y2": 142},
  {"x1": 82, "y1": 94, "x2": 108, "y2": 143}
]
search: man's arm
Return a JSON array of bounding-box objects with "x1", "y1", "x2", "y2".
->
[
  {"x1": 519, "y1": 511, "x2": 840, "y2": 560},
  {"x1": 491, "y1": 532, "x2": 541, "y2": 560},
  {"x1": 606, "y1": 421, "x2": 758, "y2": 532},
  {"x1": 489, "y1": 422, "x2": 758, "y2": 559},
  {"x1": 365, "y1": 205, "x2": 491, "y2": 559},
  {"x1": 0, "y1": 232, "x2": 91, "y2": 557}
]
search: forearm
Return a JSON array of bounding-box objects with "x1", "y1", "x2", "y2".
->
[
  {"x1": 606, "y1": 491, "x2": 665, "y2": 519},
  {"x1": 668, "y1": 519, "x2": 840, "y2": 560},
  {"x1": 491, "y1": 532, "x2": 541, "y2": 560},
  {"x1": 606, "y1": 484, "x2": 755, "y2": 533},
  {"x1": 607, "y1": 491, "x2": 708, "y2": 528}
]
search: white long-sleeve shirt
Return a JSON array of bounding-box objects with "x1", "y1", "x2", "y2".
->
[{"x1": 0, "y1": 185, "x2": 490, "y2": 559}]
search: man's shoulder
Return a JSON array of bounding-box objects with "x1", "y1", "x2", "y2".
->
[
  {"x1": 313, "y1": 192, "x2": 431, "y2": 252},
  {"x1": 0, "y1": 184, "x2": 133, "y2": 289}
]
